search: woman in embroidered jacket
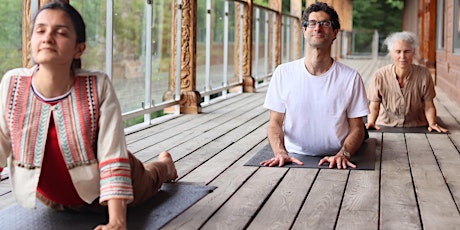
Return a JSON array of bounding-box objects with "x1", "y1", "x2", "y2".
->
[
  {"x1": 366, "y1": 31, "x2": 448, "y2": 133},
  {"x1": 0, "y1": 2, "x2": 177, "y2": 229}
]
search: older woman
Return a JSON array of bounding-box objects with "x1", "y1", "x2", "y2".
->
[{"x1": 366, "y1": 31, "x2": 447, "y2": 132}]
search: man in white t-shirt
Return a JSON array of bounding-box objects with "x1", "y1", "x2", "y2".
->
[{"x1": 260, "y1": 2, "x2": 369, "y2": 169}]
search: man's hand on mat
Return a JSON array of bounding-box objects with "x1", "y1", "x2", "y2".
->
[
  {"x1": 260, "y1": 153, "x2": 304, "y2": 167},
  {"x1": 318, "y1": 154, "x2": 356, "y2": 169},
  {"x1": 428, "y1": 123, "x2": 448, "y2": 133},
  {"x1": 365, "y1": 122, "x2": 380, "y2": 130}
]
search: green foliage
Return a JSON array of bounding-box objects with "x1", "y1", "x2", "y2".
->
[
  {"x1": 353, "y1": 0, "x2": 403, "y2": 53},
  {"x1": 0, "y1": 1, "x2": 22, "y2": 77},
  {"x1": 253, "y1": 0, "x2": 268, "y2": 8},
  {"x1": 253, "y1": 0, "x2": 306, "y2": 14},
  {"x1": 123, "y1": 110, "x2": 166, "y2": 127},
  {"x1": 385, "y1": 0, "x2": 404, "y2": 10},
  {"x1": 353, "y1": 0, "x2": 403, "y2": 33}
]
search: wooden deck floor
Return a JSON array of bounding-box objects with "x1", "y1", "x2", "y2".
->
[{"x1": 2, "y1": 58, "x2": 460, "y2": 229}]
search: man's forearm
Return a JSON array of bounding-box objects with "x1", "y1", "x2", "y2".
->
[
  {"x1": 267, "y1": 124, "x2": 287, "y2": 155},
  {"x1": 342, "y1": 118, "x2": 365, "y2": 155}
]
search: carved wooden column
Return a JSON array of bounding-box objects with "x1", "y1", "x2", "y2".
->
[
  {"x1": 269, "y1": 0, "x2": 282, "y2": 68},
  {"x1": 234, "y1": 1, "x2": 255, "y2": 93},
  {"x1": 167, "y1": 0, "x2": 201, "y2": 114},
  {"x1": 23, "y1": 0, "x2": 69, "y2": 67}
]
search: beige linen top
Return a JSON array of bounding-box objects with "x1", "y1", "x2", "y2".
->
[{"x1": 367, "y1": 64, "x2": 436, "y2": 127}]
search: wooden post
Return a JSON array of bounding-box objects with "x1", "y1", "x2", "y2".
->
[
  {"x1": 22, "y1": 0, "x2": 33, "y2": 67},
  {"x1": 233, "y1": 1, "x2": 255, "y2": 93},
  {"x1": 166, "y1": 0, "x2": 201, "y2": 114},
  {"x1": 269, "y1": 0, "x2": 282, "y2": 68},
  {"x1": 338, "y1": 0, "x2": 353, "y2": 59},
  {"x1": 241, "y1": 1, "x2": 255, "y2": 93},
  {"x1": 420, "y1": 0, "x2": 436, "y2": 77},
  {"x1": 291, "y1": 0, "x2": 302, "y2": 60}
]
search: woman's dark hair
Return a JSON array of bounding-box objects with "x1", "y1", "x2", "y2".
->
[
  {"x1": 31, "y1": 1, "x2": 86, "y2": 70},
  {"x1": 301, "y1": 2, "x2": 341, "y2": 31}
]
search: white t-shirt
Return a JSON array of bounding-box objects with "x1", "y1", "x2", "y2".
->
[{"x1": 264, "y1": 58, "x2": 369, "y2": 156}]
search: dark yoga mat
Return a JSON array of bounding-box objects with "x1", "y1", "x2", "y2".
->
[
  {"x1": 0, "y1": 182, "x2": 216, "y2": 230},
  {"x1": 368, "y1": 125, "x2": 447, "y2": 134},
  {"x1": 244, "y1": 138, "x2": 377, "y2": 170},
  {"x1": 365, "y1": 117, "x2": 448, "y2": 134}
]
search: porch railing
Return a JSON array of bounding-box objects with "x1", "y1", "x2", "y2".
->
[{"x1": 0, "y1": 0, "x2": 386, "y2": 132}]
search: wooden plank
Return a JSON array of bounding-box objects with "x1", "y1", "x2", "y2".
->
[
  {"x1": 127, "y1": 93, "x2": 264, "y2": 155},
  {"x1": 433, "y1": 90, "x2": 460, "y2": 152},
  {"x1": 130, "y1": 94, "x2": 265, "y2": 161},
  {"x1": 0, "y1": 192, "x2": 15, "y2": 210},
  {"x1": 380, "y1": 133, "x2": 421, "y2": 230},
  {"x1": 340, "y1": 58, "x2": 391, "y2": 88},
  {"x1": 125, "y1": 92, "x2": 254, "y2": 143},
  {"x1": 336, "y1": 132, "x2": 382, "y2": 230},
  {"x1": 447, "y1": 132, "x2": 460, "y2": 155},
  {"x1": 125, "y1": 114, "x2": 196, "y2": 143},
  {"x1": 435, "y1": 88, "x2": 460, "y2": 122},
  {"x1": 135, "y1": 97, "x2": 266, "y2": 163},
  {"x1": 433, "y1": 93, "x2": 460, "y2": 130},
  {"x1": 406, "y1": 133, "x2": 460, "y2": 228},
  {"x1": 292, "y1": 169, "x2": 349, "y2": 230},
  {"x1": 200, "y1": 167, "x2": 289, "y2": 230},
  {"x1": 162, "y1": 141, "x2": 267, "y2": 229},
  {"x1": 172, "y1": 112, "x2": 268, "y2": 179},
  {"x1": 0, "y1": 180, "x2": 11, "y2": 196},
  {"x1": 246, "y1": 168, "x2": 319, "y2": 230},
  {"x1": 426, "y1": 134, "x2": 460, "y2": 217},
  {"x1": 179, "y1": 124, "x2": 268, "y2": 184}
]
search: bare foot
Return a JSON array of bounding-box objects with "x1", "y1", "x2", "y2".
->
[{"x1": 158, "y1": 151, "x2": 178, "y2": 182}]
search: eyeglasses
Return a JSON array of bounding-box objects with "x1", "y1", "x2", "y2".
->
[{"x1": 304, "y1": 20, "x2": 333, "y2": 28}]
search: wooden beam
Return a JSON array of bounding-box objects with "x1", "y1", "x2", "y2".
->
[
  {"x1": 291, "y1": 0, "x2": 302, "y2": 60},
  {"x1": 166, "y1": 0, "x2": 201, "y2": 114},
  {"x1": 269, "y1": 0, "x2": 282, "y2": 67},
  {"x1": 22, "y1": 0, "x2": 32, "y2": 67}
]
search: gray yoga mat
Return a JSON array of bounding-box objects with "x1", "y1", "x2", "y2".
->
[
  {"x1": 365, "y1": 117, "x2": 448, "y2": 134},
  {"x1": 244, "y1": 138, "x2": 377, "y2": 170},
  {"x1": 367, "y1": 125, "x2": 447, "y2": 134},
  {"x1": 0, "y1": 182, "x2": 216, "y2": 230}
]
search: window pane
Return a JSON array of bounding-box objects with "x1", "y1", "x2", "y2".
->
[
  {"x1": 252, "y1": 6, "x2": 268, "y2": 78},
  {"x1": 112, "y1": 0, "x2": 146, "y2": 113},
  {"x1": 151, "y1": 0, "x2": 174, "y2": 106},
  {"x1": 72, "y1": 1, "x2": 176, "y2": 117},
  {"x1": 71, "y1": 1, "x2": 107, "y2": 72},
  {"x1": 0, "y1": 1, "x2": 22, "y2": 77}
]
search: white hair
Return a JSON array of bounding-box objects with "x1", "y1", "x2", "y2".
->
[
  {"x1": 383, "y1": 31, "x2": 420, "y2": 62},
  {"x1": 384, "y1": 31, "x2": 419, "y2": 53}
]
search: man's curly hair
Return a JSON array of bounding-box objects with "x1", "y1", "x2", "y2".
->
[{"x1": 301, "y1": 2, "x2": 340, "y2": 31}]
